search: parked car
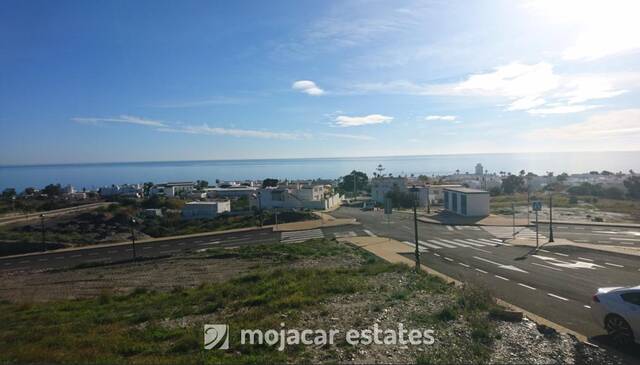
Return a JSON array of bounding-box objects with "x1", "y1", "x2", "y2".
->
[{"x1": 591, "y1": 286, "x2": 640, "y2": 345}]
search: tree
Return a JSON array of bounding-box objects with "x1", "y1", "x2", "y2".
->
[
  {"x1": 556, "y1": 172, "x2": 569, "y2": 182},
  {"x1": 1, "y1": 188, "x2": 16, "y2": 200},
  {"x1": 339, "y1": 170, "x2": 368, "y2": 195},
  {"x1": 23, "y1": 187, "x2": 35, "y2": 195},
  {"x1": 262, "y1": 178, "x2": 279, "y2": 188},
  {"x1": 42, "y1": 184, "x2": 62, "y2": 197},
  {"x1": 196, "y1": 180, "x2": 209, "y2": 189},
  {"x1": 385, "y1": 186, "x2": 414, "y2": 208},
  {"x1": 417, "y1": 174, "x2": 430, "y2": 183},
  {"x1": 143, "y1": 182, "x2": 154, "y2": 196},
  {"x1": 601, "y1": 170, "x2": 613, "y2": 176},
  {"x1": 624, "y1": 176, "x2": 640, "y2": 199},
  {"x1": 501, "y1": 175, "x2": 525, "y2": 194}
]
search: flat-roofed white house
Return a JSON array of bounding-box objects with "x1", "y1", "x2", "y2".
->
[
  {"x1": 252, "y1": 185, "x2": 342, "y2": 210},
  {"x1": 443, "y1": 187, "x2": 489, "y2": 217},
  {"x1": 181, "y1": 200, "x2": 231, "y2": 220}
]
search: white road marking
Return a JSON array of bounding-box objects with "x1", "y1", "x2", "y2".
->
[
  {"x1": 418, "y1": 240, "x2": 444, "y2": 249},
  {"x1": 363, "y1": 229, "x2": 377, "y2": 237},
  {"x1": 531, "y1": 262, "x2": 563, "y2": 271},
  {"x1": 539, "y1": 249, "x2": 550, "y2": 253},
  {"x1": 577, "y1": 257, "x2": 594, "y2": 262},
  {"x1": 610, "y1": 237, "x2": 640, "y2": 242},
  {"x1": 443, "y1": 257, "x2": 454, "y2": 262},
  {"x1": 473, "y1": 256, "x2": 529, "y2": 273},
  {"x1": 469, "y1": 247, "x2": 492, "y2": 254},
  {"x1": 494, "y1": 275, "x2": 509, "y2": 281},
  {"x1": 38, "y1": 258, "x2": 48, "y2": 262},
  {"x1": 547, "y1": 293, "x2": 569, "y2": 301},
  {"x1": 429, "y1": 239, "x2": 457, "y2": 249},
  {"x1": 605, "y1": 262, "x2": 624, "y2": 268},
  {"x1": 458, "y1": 262, "x2": 470, "y2": 268},
  {"x1": 439, "y1": 239, "x2": 470, "y2": 248},
  {"x1": 553, "y1": 252, "x2": 569, "y2": 257},
  {"x1": 518, "y1": 283, "x2": 536, "y2": 290},
  {"x1": 198, "y1": 240, "x2": 221, "y2": 246},
  {"x1": 446, "y1": 225, "x2": 454, "y2": 231},
  {"x1": 433, "y1": 253, "x2": 441, "y2": 257},
  {"x1": 475, "y1": 268, "x2": 488, "y2": 274},
  {"x1": 584, "y1": 305, "x2": 591, "y2": 309}
]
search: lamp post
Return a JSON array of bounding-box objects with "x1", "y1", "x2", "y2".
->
[
  {"x1": 426, "y1": 187, "x2": 431, "y2": 214},
  {"x1": 130, "y1": 217, "x2": 137, "y2": 260},
  {"x1": 548, "y1": 192, "x2": 555, "y2": 242},
  {"x1": 40, "y1": 213, "x2": 46, "y2": 252},
  {"x1": 512, "y1": 202, "x2": 516, "y2": 240},
  {"x1": 410, "y1": 185, "x2": 421, "y2": 272}
]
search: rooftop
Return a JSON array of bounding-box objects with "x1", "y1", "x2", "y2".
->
[{"x1": 443, "y1": 187, "x2": 489, "y2": 194}]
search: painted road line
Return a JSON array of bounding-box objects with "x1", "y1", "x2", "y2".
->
[
  {"x1": 494, "y1": 275, "x2": 509, "y2": 281},
  {"x1": 610, "y1": 237, "x2": 640, "y2": 242},
  {"x1": 475, "y1": 268, "x2": 488, "y2": 274},
  {"x1": 363, "y1": 229, "x2": 377, "y2": 237},
  {"x1": 469, "y1": 247, "x2": 492, "y2": 254},
  {"x1": 458, "y1": 262, "x2": 470, "y2": 268},
  {"x1": 439, "y1": 239, "x2": 470, "y2": 248},
  {"x1": 518, "y1": 283, "x2": 536, "y2": 290},
  {"x1": 19, "y1": 260, "x2": 29, "y2": 264},
  {"x1": 433, "y1": 253, "x2": 441, "y2": 257},
  {"x1": 198, "y1": 240, "x2": 222, "y2": 246},
  {"x1": 553, "y1": 252, "x2": 569, "y2": 257},
  {"x1": 402, "y1": 241, "x2": 428, "y2": 252},
  {"x1": 178, "y1": 242, "x2": 185, "y2": 246},
  {"x1": 38, "y1": 258, "x2": 48, "y2": 262},
  {"x1": 464, "y1": 239, "x2": 495, "y2": 247},
  {"x1": 584, "y1": 305, "x2": 591, "y2": 309},
  {"x1": 443, "y1": 257, "x2": 454, "y2": 262},
  {"x1": 418, "y1": 240, "x2": 444, "y2": 249},
  {"x1": 531, "y1": 262, "x2": 563, "y2": 272},
  {"x1": 577, "y1": 257, "x2": 594, "y2": 262},
  {"x1": 446, "y1": 225, "x2": 454, "y2": 231},
  {"x1": 428, "y1": 240, "x2": 457, "y2": 249},
  {"x1": 539, "y1": 249, "x2": 550, "y2": 253},
  {"x1": 547, "y1": 293, "x2": 569, "y2": 301},
  {"x1": 454, "y1": 239, "x2": 486, "y2": 248},
  {"x1": 605, "y1": 262, "x2": 624, "y2": 268}
]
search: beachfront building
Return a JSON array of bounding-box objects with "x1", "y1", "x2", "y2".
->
[
  {"x1": 149, "y1": 182, "x2": 195, "y2": 197},
  {"x1": 99, "y1": 184, "x2": 143, "y2": 198},
  {"x1": 181, "y1": 200, "x2": 231, "y2": 220},
  {"x1": 443, "y1": 187, "x2": 490, "y2": 217}
]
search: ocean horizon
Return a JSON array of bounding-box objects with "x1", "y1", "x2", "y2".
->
[{"x1": 1, "y1": 151, "x2": 639, "y2": 191}]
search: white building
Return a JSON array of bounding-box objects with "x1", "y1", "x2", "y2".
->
[
  {"x1": 475, "y1": 163, "x2": 484, "y2": 176},
  {"x1": 204, "y1": 186, "x2": 258, "y2": 198},
  {"x1": 99, "y1": 184, "x2": 142, "y2": 198},
  {"x1": 371, "y1": 177, "x2": 408, "y2": 204},
  {"x1": 443, "y1": 187, "x2": 489, "y2": 217},
  {"x1": 252, "y1": 185, "x2": 342, "y2": 210},
  {"x1": 426, "y1": 184, "x2": 462, "y2": 205},
  {"x1": 181, "y1": 200, "x2": 231, "y2": 220},
  {"x1": 150, "y1": 182, "x2": 195, "y2": 197}
]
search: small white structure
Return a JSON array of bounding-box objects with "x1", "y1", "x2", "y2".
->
[
  {"x1": 252, "y1": 185, "x2": 341, "y2": 210},
  {"x1": 99, "y1": 184, "x2": 143, "y2": 198},
  {"x1": 371, "y1": 177, "x2": 407, "y2": 204},
  {"x1": 204, "y1": 186, "x2": 258, "y2": 198},
  {"x1": 150, "y1": 182, "x2": 195, "y2": 197},
  {"x1": 181, "y1": 201, "x2": 231, "y2": 220},
  {"x1": 443, "y1": 187, "x2": 489, "y2": 217}
]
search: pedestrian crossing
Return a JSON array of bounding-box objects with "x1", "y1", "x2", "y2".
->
[
  {"x1": 482, "y1": 226, "x2": 547, "y2": 241},
  {"x1": 333, "y1": 230, "x2": 358, "y2": 238},
  {"x1": 402, "y1": 237, "x2": 504, "y2": 250},
  {"x1": 280, "y1": 229, "x2": 324, "y2": 243}
]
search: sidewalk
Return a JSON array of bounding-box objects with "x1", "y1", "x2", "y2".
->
[
  {"x1": 417, "y1": 212, "x2": 530, "y2": 227},
  {"x1": 273, "y1": 213, "x2": 358, "y2": 232},
  {"x1": 508, "y1": 237, "x2": 640, "y2": 257},
  {"x1": 338, "y1": 235, "x2": 587, "y2": 342}
]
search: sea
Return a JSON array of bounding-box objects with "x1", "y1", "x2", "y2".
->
[{"x1": 1, "y1": 151, "x2": 639, "y2": 191}]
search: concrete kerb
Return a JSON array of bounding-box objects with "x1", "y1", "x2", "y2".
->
[{"x1": 339, "y1": 235, "x2": 588, "y2": 343}]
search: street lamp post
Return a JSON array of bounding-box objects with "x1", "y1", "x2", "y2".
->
[
  {"x1": 410, "y1": 185, "x2": 421, "y2": 272},
  {"x1": 426, "y1": 187, "x2": 431, "y2": 214},
  {"x1": 548, "y1": 192, "x2": 554, "y2": 242},
  {"x1": 257, "y1": 192, "x2": 263, "y2": 227},
  {"x1": 512, "y1": 202, "x2": 516, "y2": 240},
  {"x1": 40, "y1": 213, "x2": 46, "y2": 252},
  {"x1": 131, "y1": 218, "x2": 137, "y2": 260}
]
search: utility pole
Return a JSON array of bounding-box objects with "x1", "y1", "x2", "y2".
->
[
  {"x1": 40, "y1": 213, "x2": 46, "y2": 252},
  {"x1": 527, "y1": 189, "x2": 531, "y2": 224},
  {"x1": 512, "y1": 202, "x2": 516, "y2": 240},
  {"x1": 535, "y1": 209, "x2": 539, "y2": 249},
  {"x1": 131, "y1": 217, "x2": 137, "y2": 260},
  {"x1": 410, "y1": 186, "x2": 421, "y2": 272},
  {"x1": 426, "y1": 188, "x2": 431, "y2": 214},
  {"x1": 549, "y1": 192, "x2": 554, "y2": 242}
]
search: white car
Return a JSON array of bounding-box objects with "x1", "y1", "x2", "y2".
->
[{"x1": 591, "y1": 286, "x2": 640, "y2": 345}]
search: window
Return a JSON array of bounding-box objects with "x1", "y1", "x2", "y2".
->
[
  {"x1": 452, "y1": 192, "x2": 458, "y2": 212},
  {"x1": 621, "y1": 292, "x2": 640, "y2": 306},
  {"x1": 461, "y1": 194, "x2": 467, "y2": 215},
  {"x1": 444, "y1": 191, "x2": 449, "y2": 209}
]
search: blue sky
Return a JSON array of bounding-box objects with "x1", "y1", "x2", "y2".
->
[{"x1": 1, "y1": 0, "x2": 639, "y2": 165}]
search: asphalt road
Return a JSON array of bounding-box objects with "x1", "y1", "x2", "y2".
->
[{"x1": 330, "y1": 207, "x2": 640, "y2": 342}]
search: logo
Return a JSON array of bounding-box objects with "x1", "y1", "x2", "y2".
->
[{"x1": 204, "y1": 324, "x2": 229, "y2": 350}]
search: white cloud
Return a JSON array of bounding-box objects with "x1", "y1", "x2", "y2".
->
[
  {"x1": 527, "y1": 109, "x2": 640, "y2": 143},
  {"x1": 292, "y1": 80, "x2": 325, "y2": 96},
  {"x1": 527, "y1": 105, "x2": 599, "y2": 115},
  {"x1": 74, "y1": 115, "x2": 305, "y2": 140},
  {"x1": 425, "y1": 115, "x2": 457, "y2": 121},
  {"x1": 320, "y1": 132, "x2": 375, "y2": 141},
  {"x1": 157, "y1": 124, "x2": 305, "y2": 140},
  {"x1": 333, "y1": 114, "x2": 393, "y2": 127},
  {"x1": 72, "y1": 115, "x2": 166, "y2": 127},
  {"x1": 526, "y1": 0, "x2": 640, "y2": 61}
]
